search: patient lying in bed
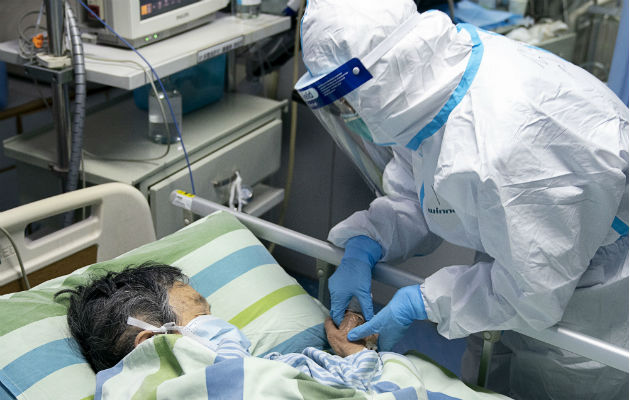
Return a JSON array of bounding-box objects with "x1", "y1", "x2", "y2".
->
[
  {"x1": 55, "y1": 262, "x2": 386, "y2": 393},
  {"x1": 54, "y1": 262, "x2": 511, "y2": 399}
]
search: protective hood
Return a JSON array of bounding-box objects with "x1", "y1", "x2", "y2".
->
[{"x1": 300, "y1": 0, "x2": 476, "y2": 147}]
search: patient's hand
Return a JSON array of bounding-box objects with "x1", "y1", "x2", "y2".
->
[{"x1": 325, "y1": 311, "x2": 378, "y2": 357}]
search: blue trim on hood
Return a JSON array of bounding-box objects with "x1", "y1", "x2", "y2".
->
[
  {"x1": 405, "y1": 23, "x2": 484, "y2": 150},
  {"x1": 612, "y1": 216, "x2": 629, "y2": 236}
]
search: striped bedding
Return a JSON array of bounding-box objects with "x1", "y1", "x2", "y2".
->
[
  {"x1": 95, "y1": 334, "x2": 429, "y2": 400},
  {"x1": 94, "y1": 334, "x2": 511, "y2": 400},
  {"x1": 0, "y1": 211, "x2": 329, "y2": 400}
]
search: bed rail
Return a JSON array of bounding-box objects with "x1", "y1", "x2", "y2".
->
[
  {"x1": 170, "y1": 190, "x2": 629, "y2": 374},
  {"x1": 0, "y1": 183, "x2": 156, "y2": 288}
]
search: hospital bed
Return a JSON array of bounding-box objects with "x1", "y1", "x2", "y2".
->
[
  {"x1": 171, "y1": 190, "x2": 630, "y2": 377},
  {"x1": 0, "y1": 183, "x2": 627, "y2": 400}
]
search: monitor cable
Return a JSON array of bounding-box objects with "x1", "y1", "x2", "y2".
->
[
  {"x1": 268, "y1": 0, "x2": 305, "y2": 254},
  {"x1": 76, "y1": 0, "x2": 196, "y2": 194},
  {"x1": 82, "y1": 55, "x2": 174, "y2": 162}
]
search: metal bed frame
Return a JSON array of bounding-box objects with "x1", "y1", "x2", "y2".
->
[{"x1": 170, "y1": 189, "x2": 630, "y2": 386}]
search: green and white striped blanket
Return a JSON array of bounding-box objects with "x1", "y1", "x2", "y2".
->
[
  {"x1": 0, "y1": 212, "x2": 329, "y2": 400},
  {"x1": 2, "y1": 211, "x2": 510, "y2": 400},
  {"x1": 95, "y1": 334, "x2": 511, "y2": 400}
]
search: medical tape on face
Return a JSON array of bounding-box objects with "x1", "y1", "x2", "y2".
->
[
  {"x1": 361, "y1": 13, "x2": 424, "y2": 69},
  {"x1": 127, "y1": 316, "x2": 181, "y2": 333},
  {"x1": 127, "y1": 316, "x2": 214, "y2": 349}
]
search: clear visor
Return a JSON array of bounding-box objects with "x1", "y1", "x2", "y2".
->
[
  {"x1": 311, "y1": 99, "x2": 392, "y2": 196},
  {"x1": 296, "y1": 14, "x2": 422, "y2": 194}
]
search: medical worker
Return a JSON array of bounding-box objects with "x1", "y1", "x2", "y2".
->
[{"x1": 295, "y1": 0, "x2": 629, "y2": 399}]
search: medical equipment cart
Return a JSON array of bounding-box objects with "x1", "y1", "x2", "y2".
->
[{"x1": 0, "y1": 12, "x2": 291, "y2": 238}]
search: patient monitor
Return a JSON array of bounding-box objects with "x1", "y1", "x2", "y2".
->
[{"x1": 73, "y1": 0, "x2": 229, "y2": 48}]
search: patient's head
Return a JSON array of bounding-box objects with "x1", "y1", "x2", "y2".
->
[{"x1": 55, "y1": 262, "x2": 210, "y2": 372}]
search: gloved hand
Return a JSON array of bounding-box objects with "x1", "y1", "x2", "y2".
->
[
  {"x1": 328, "y1": 236, "x2": 382, "y2": 326},
  {"x1": 347, "y1": 284, "x2": 427, "y2": 351}
]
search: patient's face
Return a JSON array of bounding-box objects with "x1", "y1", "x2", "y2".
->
[{"x1": 168, "y1": 283, "x2": 211, "y2": 325}]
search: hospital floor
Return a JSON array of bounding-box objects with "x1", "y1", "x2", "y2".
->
[{"x1": 293, "y1": 274, "x2": 468, "y2": 378}]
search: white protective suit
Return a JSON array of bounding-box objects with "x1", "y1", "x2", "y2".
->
[{"x1": 299, "y1": 1, "x2": 629, "y2": 399}]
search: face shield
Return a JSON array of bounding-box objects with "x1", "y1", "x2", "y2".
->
[
  {"x1": 295, "y1": 14, "x2": 422, "y2": 195},
  {"x1": 310, "y1": 91, "x2": 392, "y2": 196}
]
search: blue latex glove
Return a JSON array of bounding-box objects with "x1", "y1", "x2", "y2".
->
[
  {"x1": 328, "y1": 236, "x2": 382, "y2": 326},
  {"x1": 347, "y1": 284, "x2": 427, "y2": 351}
]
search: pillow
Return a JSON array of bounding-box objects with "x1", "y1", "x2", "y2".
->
[{"x1": 0, "y1": 211, "x2": 329, "y2": 400}]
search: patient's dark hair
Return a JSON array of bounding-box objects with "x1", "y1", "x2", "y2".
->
[{"x1": 55, "y1": 262, "x2": 187, "y2": 372}]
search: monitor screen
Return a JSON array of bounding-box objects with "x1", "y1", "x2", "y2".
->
[{"x1": 139, "y1": 0, "x2": 201, "y2": 20}]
